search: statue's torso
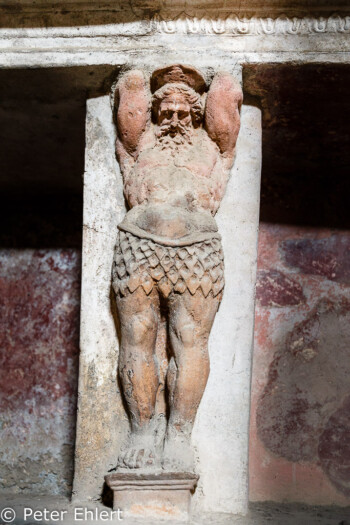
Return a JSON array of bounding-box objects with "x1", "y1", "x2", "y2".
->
[{"x1": 120, "y1": 129, "x2": 224, "y2": 243}]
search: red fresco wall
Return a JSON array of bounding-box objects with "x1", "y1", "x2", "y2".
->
[
  {"x1": 0, "y1": 249, "x2": 80, "y2": 495},
  {"x1": 250, "y1": 223, "x2": 350, "y2": 506}
]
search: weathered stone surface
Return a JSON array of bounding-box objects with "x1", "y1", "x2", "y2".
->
[
  {"x1": 73, "y1": 96, "x2": 128, "y2": 501},
  {"x1": 105, "y1": 472, "x2": 198, "y2": 519},
  {"x1": 0, "y1": 249, "x2": 80, "y2": 495},
  {"x1": 1, "y1": 10, "x2": 350, "y2": 71}
]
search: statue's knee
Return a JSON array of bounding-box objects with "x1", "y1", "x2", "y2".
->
[
  {"x1": 175, "y1": 322, "x2": 196, "y2": 347},
  {"x1": 125, "y1": 313, "x2": 155, "y2": 346}
]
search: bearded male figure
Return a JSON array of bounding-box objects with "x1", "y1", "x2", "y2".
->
[{"x1": 112, "y1": 65, "x2": 242, "y2": 472}]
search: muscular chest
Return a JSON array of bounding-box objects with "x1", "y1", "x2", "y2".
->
[{"x1": 135, "y1": 138, "x2": 217, "y2": 179}]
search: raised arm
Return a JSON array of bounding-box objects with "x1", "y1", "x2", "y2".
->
[
  {"x1": 204, "y1": 72, "x2": 243, "y2": 162},
  {"x1": 114, "y1": 70, "x2": 151, "y2": 160}
]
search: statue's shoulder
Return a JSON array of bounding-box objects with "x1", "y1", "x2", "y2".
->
[
  {"x1": 138, "y1": 126, "x2": 156, "y2": 152},
  {"x1": 194, "y1": 128, "x2": 220, "y2": 156}
]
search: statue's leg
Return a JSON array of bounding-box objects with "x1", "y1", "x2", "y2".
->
[
  {"x1": 116, "y1": 286, "x2": 161, "y2": 469},
  {"x1": 164, "y1": 290, "x2": 221, "y2": 471}
]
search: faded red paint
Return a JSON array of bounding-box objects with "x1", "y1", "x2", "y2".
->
[
  {"x1": 319, "y1": 395, "x2": 350, "y2": 497},
  {"x1": 0, "y1": 249, "x2": 80, "y2": 411},
  {"x1": 281, "y1": 235, "x2": 350, "y2": 283},
  {"x1": 0, "y1": 249, "x2": 81, "y2": 495},
  {"x1": 256, "y1": 269, "x2": 305, "y2": 307},
  {"x1": 250, "y1": 223, "x2": 350, "y2": 506}
]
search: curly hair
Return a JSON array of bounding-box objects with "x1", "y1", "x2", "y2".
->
[{"x1": 152, "y1": 82, "x2": 204, "y2": 126}]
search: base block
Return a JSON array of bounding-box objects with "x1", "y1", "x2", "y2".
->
[{"x1": 105, "y1": 472, "x2": 199, "y2": 520}]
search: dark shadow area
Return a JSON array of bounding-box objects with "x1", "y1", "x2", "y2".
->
[
  {"x1": 0, "y1": 191, "x2": 82, "y2": 248},
  {"x1": 244, "y1": 64, "x2": 350, "y2": 229},
  {"x1": 100, "y1": 481, "x2": 114, "y2": 509},
  {"x1": 0, "y1": 65, "x2": 119, "y2": 247}
]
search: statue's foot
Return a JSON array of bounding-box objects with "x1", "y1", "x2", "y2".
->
[
  {"x1": 162, "y1": 429, "x2": 195, "y2": 473},
  {"x1": 117, "y1": 434, "x2": 159, "y2": 470}
]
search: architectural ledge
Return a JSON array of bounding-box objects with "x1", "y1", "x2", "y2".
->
[{"x1": 0, "y1": 0, "x2": 349, "y2": 30}]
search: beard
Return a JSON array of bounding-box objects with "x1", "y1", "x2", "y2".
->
[{"x1": 155, "y1": 122, "x2": 193, "y2": 151}]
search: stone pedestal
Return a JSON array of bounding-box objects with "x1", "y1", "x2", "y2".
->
[{"x1": 105, "y1": 472, "x2": 198, "y2": 520}]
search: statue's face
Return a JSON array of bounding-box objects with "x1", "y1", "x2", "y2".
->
[{"x1": 158, "y1": 93, "x2": 192, "y2": 138}]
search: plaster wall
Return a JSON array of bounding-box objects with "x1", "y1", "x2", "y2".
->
[
  {"x1": 0, "y1": 249, "x2": 80, "y2": 496},
  {"x1": 250, "y1": 223, "x2": 350, "y2": 507}
]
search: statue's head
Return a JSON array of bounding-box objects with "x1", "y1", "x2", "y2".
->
[{"x1": 152, "y1": 83, "x2": 203, "y2": 146}]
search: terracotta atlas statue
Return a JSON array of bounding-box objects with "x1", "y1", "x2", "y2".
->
[{"x1": 112, "y1": 64, "x2": 242, "y2": 472}]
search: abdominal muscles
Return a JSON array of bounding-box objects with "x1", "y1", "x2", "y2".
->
[{"x1": 123, "y1": 164, "x2": 220, "y2": 238}]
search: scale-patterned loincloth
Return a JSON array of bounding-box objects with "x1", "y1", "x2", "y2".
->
[{"x1": 112, "y1": 231, "x2": 224, "y2": 298}]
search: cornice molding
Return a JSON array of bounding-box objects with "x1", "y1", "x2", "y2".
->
[
  {"x1": 0, "y1": 13, "x2": 349, "y2": 37},
  {"x1": 0, "y1": 1, "x2": 349, "y2": 37},
  {"x1": 151, "y1": 13, "x2": 350, "y2": 35}
]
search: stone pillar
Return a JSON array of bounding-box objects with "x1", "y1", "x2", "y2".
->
[
  {"x1": 73, "y1": 96, "x2": 128, "y2": 501},
  {"x1": 192, "y1": 105, "x2": 262, "y2": 515},
  {"x1": 73, "y1": 96, "x2": 262, "y2": 515}
]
